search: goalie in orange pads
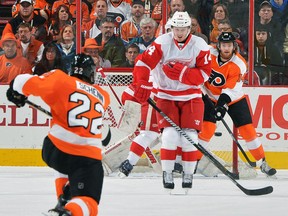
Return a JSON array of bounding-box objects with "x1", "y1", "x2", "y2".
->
[
  {"x1": 199, "y1": 32, "x2": 276, "y2": 176},
  {"x1": 6, "y1": 54, "x2": 110, "y2": 216}
]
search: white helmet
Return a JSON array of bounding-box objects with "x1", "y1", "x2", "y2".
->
[{"x1": 170, "y1": 11, "x2": 191, "y2": 28}]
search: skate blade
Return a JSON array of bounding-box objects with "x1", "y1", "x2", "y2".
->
[
  {"x1": 165, "y1": 188, "x2": 189, "y2": 195},
  {"x1": 117, "y1": 171, "x2": 127, "y2": 179}
]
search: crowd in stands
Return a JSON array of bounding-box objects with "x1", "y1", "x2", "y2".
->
[{"x1": 0, "y1": 0, "x2": 287, "y2": 85}]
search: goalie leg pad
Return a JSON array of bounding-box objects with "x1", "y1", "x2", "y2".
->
[
  {"x1": 117, "y1": 100, "x2": 141, "y2": 134},
  {"x1": 102, "y1": 133, "x2": 137, "y2": 173}
]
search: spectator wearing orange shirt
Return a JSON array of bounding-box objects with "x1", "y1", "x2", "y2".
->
[
  {"x1": 120, "y1": 0, "x2": 145, "y2": 45},
  {"x1": 11, "y1": 0, "x2": 51, "y2": 20},
  {"x1": 52, "y1": 0, "x2": 90, "y2": 24},
  {"x1": 3, "y1": 0, "x2": 47, "y2": 42},
  {"x1": 0, "y1": 33, "x2": 32, "y2": 85},
  {"x1": 17, "y1": 23, "x2": 44, "y2": 67},
  {"x1": 209, "y1": 3, "x2": 229, "y2": 44}
]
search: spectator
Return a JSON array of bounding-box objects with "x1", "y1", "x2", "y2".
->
[
  {"x1": 94, "y1": 17, "x2": 126, "y2": 67},
  {"x1": 48, "y1": 4, "x2": 73, "y2": 42},
  {"x1": 17, "y1": 22, "x2": 44, "y2": 67},
  {"x1": 155, "y1": 0, "x2": 186, "y2": 37},
  {"x1": 0, "y1": 33, "x2": 32, "y2": 84},
  {"x1": 83, "y1": 38, "x2": 111, "y2": 68},
  {"x1": 106, "y1": 0, "x2": 132, "y2": 35},
  {"x1": 254, "y1": 25, "x2": 284, "y2": 85},
  {"x1": 84, "y1": 0, "x2": 109, "y2": 39},
  {"x1": 120, "y1": 0, "x2": 145, "y2": 45},
  {"x1": 3, "y1": 0, "x2": 47, "y2": 42},
  {"x1": 11, "y1": 0, "x2": 51, "y2": 20},
  {"x1": 255, "y1": 1, "x2": 285, "y2": 51},
  {"x1": 55, "y1": 24, "x2": 76, "y2": 73},
  {"x1": 120, "y1": 43, "x2": 140, "y2": 67},
  {"x1": 190, "y1": 15, "x2": 208, "y2": 43},
  {"x1": 52, "y1": 0, "x2": 90, "y2": 24},
  {"x1": 33, "y1": 42, "x2": 66, "y2": 75},
  {"x1": 129, "y1": 17, "x2": 157, "y2": 53},
  {"x1": 209, "y1": 3, "x2": 229, "y2": 44}
]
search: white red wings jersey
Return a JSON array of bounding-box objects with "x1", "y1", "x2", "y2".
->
[
  {"x1": 13, "y1": 70, "x2": 110, "y2": 160},
  {"x1": 134, "y1": 33, "x2": 211, "y2": 101},
  {"x1": 204, "y1": 47, "x2": 247, "y2": 103}
]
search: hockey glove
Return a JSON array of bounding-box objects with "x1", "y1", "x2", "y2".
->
[
  {"x1": 162, "y1": 62, "x2": 188, "y2": 81},
  {"x1": 214, "y1": 106, "x2": 226, "y2": 121},
  {"x1": 134, "y1": 80, "x2": 153, "y2": 103},
  {"x1": 6, "y1": 80, "x2": 27, "y2": 108},
  {"x1": 214, "y1": 93, "x2": 231, "y2": 121}
]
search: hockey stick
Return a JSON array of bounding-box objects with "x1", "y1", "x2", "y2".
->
[
  {"x1": 203, "y1": 94, "x2": 257, "y2": 167},
  {"x1": 26, "y1": 100, "x2": 111, "y2": 146},
  {"x1": 147, "y1": 98, "x2": 273, "y2": 196},
  {"x1": 98, "y1": 68, "x2": 162, "y2": 173}
]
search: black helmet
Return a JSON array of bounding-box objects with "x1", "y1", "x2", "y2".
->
[
  {"x1": 218, "y1": 32, "x2": 236, "y2": 43},
  {"x1": 217, "y1": 32, "x2": 237, "y2": 52},
  {"x1": 70, "y1": 53, "x2": 95, "y2": 84}
]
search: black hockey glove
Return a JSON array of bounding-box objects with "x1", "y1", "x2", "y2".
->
[
  {"x1": 214, "y1": 93, "x2": 231, "y2": 121},
  {"x1": 6, "y1": 80, "x2": 27, "y2": 108},
  {"x1": 214, "y1": 106, "x2": 226, "y2": 121}
]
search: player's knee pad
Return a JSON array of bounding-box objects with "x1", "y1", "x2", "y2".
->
[
  {"x1": 198, "y1": 121, "x2": 216, "y2": 142},
  {"x1": 238, "y1": 124, "x2": 257, "y2": 141},
  {"x1": 161, "y1": 127, "x2": 180, "y2": 150},
  {"x1": 133, "y1": 130, "x2": 159, "y2": 149},
  {"x1": 181, "y1": 129, "x2": 198, "y2": 152}
]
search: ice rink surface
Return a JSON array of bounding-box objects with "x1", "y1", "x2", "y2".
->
[{"x1": 0, "y1": 166, "x2": 287, "y2": 216}]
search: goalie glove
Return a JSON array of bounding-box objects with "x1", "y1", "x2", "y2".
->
[
  {"x1": 214, "y1": 93, "x2": 231, "y2": 121},
  {"x1": 134, "y1": 80, "x2": 153, "y2": 103},
  {"x1": 6, "y1": 79, "x2": 27, "y2": 108}
]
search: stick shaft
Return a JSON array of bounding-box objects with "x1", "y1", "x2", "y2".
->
[
  {"x1": 147, "y1": 98, "x2": 273, "y2": 196},
  {"x1": 203, "y1": 94, "x2": 256, "y2": 167}
]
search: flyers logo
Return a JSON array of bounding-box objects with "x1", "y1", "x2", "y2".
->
[{"x1": 208, "y1": 70, "x2": 226, "y2": 86}]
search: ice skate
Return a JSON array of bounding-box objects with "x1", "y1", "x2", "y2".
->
[
  {"x1": 173, "y1": 162, "x2": 183, "y2": 174},
  {"x1": 182, "y1": 172, "x2": 193, "y2": 189},
  {"x1": 260, "y1": 160, "x2": 277, "y2": 176},
  {"x1": 55, "y1": 184, "x2": 71, "y2": 209},
  {"x1": 163, "y1": 171, "x2": 174, "y2": 190},
  {"x1": 118, "y1": 159, "x2": 133, "y2": 177},
  {"x1": 46, "y1": 207, "x2": 71, "y2": 216}
]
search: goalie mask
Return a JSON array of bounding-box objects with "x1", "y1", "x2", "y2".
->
[{"x1": 70, "y1": 53, "x2": 96, "y2": 84}]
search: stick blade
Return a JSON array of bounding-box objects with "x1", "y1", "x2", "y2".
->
[{"x1": 240, "y1": 185, "x2": 273, "y2": 196}]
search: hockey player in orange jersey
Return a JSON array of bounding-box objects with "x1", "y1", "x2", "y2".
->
[
  {"x1": 199, "y1": 32, "x2": 276, "y2": 176},
  {"x1": 6, "y1": 54, "x2": 110, "y2": 216}
]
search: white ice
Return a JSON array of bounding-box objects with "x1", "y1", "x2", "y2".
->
[{"x1": 0, "y1": 167, "x2": 287, "y2": 216}]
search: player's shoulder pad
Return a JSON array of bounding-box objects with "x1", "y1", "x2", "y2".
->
[
  {"x1": 191, "y1": 35, "x2": 210, "y2": 51},
  {"x1": 154, "y1": 32, "x2": 173, "y2": 46}
]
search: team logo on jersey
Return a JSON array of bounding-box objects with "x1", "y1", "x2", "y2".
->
[
  {"x1": 6, "y1": 62, "x2": 12, "y2": 67},
  {"x1": 208, "y1": 70, "x2": 226, "y2": 86},
  {"x1": 115, "y1": 16, "x2": 123, "y2": 23}
]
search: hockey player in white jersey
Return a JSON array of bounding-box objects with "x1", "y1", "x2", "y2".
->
[{"x1": 132, "y1": 11, "x2": 212, "y2": 190}]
